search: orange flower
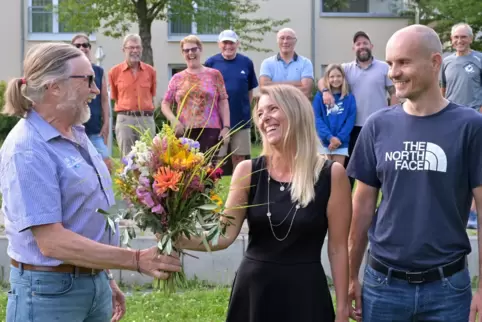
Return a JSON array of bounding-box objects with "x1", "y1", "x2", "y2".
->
[{"x1": 153, "y1": 167, "x2": 182, "y2": 195}]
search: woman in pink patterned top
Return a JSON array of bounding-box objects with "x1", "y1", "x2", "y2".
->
[{"x1": 161, "y1": 35, "x2": 231, "y2": 153}]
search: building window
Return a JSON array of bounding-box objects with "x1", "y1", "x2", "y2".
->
[
  {"x1": 321, "y1": 0, "x2": 404, "y2": 15},
  {"x1": 320, "y1": 64, "x2": 328, "y2": 77},
  {"x1": 168, "y1": 64, "x2": 187, "y2": 79},
  {"x1": 28, "y1": 0, "x2": 94, "y2": 40},
  {"x1": 322, "y1": 0, "x2": 368, "y2": 13},
  {"x1": 169, "y1": 0, "x2": 231, "y2": 38},
  {"x1": 30, "y1": 0, "x2": 54, "y2": 33}
]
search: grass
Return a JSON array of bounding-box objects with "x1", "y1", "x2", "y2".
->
[
  {"x1": 0, "y1": 281, "x2": 342, "y2": 322},
  {"x1": 120, "y1": 287, "x2": 230, "y2": 322},
  {"x1": 0, "y1": 284, "x2": 231, "y2": 322}
]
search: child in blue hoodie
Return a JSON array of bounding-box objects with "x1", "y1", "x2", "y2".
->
[{"x1": 313, "y1": 64, "x2": 356, "y2": 166}]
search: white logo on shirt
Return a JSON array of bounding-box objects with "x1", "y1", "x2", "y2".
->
[
  {"x1": 64, "y1": 156, "x2": 83, "y2": 168},
  {"x1": 241, "y1": 70, "x2": 245, "y2": 74},
  {"x1": 327, "y1": 102, "x2": 344, "y2": 116},
  {"x1": 465, "y1": 64, "x2": 475, "y2": 73},
  {"x1": 385, "y1": 141, "x2": 447, "y2": 172}
]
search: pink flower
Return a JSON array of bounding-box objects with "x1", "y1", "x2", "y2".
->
[
  {"x1": 189, "y1": 175, "x2": 204, "y2": 191},
  {"x1": 152, "y1": 204, "x2": 164, "y2": 214},
  {"x1": 139, "y1": 176, "x2": 150, "y2": 188},
  {"x1": 153, "y1": 136, "x2": 161, "y2": 146},
  {"x1": 136, "y1": 187, "x2": 155, "y2": 208}
]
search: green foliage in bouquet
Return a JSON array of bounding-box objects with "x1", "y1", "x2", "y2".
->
[{"x1": 99, "y1": 123, "x2": 235, "y2": 294}]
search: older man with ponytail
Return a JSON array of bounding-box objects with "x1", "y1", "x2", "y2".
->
[{"x1": 0, "y1": 42, "x2": 181, "y2": 322}]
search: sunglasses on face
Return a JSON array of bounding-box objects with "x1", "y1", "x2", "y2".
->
[
  {"x1": 69, "y1": 75, "x2": 94, "y2": 87},
  {"x1": 182, "y1": 47, "x2": 199, "y2": 54},
  {"x1": 74, "y1": 43, "x2": 91, "y2": 49}
]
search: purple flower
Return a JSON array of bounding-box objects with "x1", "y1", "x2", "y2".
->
[
  {"x1": 122, "y1": 154, "x2": 137, "y2": 175},
  {"x1": 139, "y1": 176, "x2": 150, "y2": 188},
  {"x1": 180, "y1": 137, "x2": 201, "y2": 151},
  {"x1": 136, "y1": 187, "x2": 155, "y2": 208},
  {"x1": 152, "y1": 204, "x2": 164, "y2": 214}
]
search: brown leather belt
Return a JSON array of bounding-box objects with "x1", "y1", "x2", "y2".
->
[
  {"x1": 11, "y1": 259, "x2": 103, "y2": 275},
  {"x1": 117, "y1": 110, "x2": 154, "y2": 117}
]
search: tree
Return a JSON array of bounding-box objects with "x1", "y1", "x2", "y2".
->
[
  {"x1": 403, "y1": 0, "x2": 482, "y2": 51},
  {"x1": 56, "y1": 0, "x2": 290, "y2": 66}
]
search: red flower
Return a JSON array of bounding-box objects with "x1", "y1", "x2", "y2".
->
[{"x1": 208, "y1": 167, "x2": 223, "y2": 181}]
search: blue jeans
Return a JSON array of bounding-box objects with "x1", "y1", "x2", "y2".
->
[
  {"x1": 362, "y1": 264, "x2": 472, "y2": 321},
  {"x1": 88, "y1": 134, "x2": 110, "y2": 158},
  {"x1": 6, "y1": 265, "x2": 112, "y2": 322}
]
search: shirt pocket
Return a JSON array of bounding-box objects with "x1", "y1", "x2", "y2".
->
[
  {"x1": 139, "y1": 82, "x2": 152, "y2": 98},
  {"x1": 60, "y1": 157, "x2": 100, "y2": 198},
  {"x1": 117, "y1": 79, "x2": 130, "y2": 95}
]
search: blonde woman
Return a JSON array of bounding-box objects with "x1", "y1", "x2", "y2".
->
[
  {"x1": 161, "y1": 35, "x2": 230, "y2": 153},
  {"x1": 313, "y1": 64, "x2": 356, "y2": 166},
  {"x1": 177, "y1": 84, "x2": 352, "y2": 321}
]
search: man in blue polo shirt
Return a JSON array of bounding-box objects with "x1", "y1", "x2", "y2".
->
[
  {"x1": 259, "y1": 27, "x2": 314, "y2": 98},
  {"x1": 72, "y1": 34, "x2": 111, "y2": 171},
  {"x1": 205, "y1": 30, "x2": 258, "y2": 170}
]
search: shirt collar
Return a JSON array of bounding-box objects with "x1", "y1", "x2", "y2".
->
[
  {"x1": 26, "y1": 110, "x2": 85, "y2": 142},
  {"x1": 277, "y1": 52, "x2": 298, "y2": 61},
  {"x1": 122, "y1": 61, "x2": 144, "y2": 71},
  {"x1": 355, "y1": 57, "x2": 375, "y2": 69}
]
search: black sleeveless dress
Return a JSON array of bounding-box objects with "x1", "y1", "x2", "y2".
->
[{"x1": 226, "y1": 156, "x2": 335, "y2": 322}]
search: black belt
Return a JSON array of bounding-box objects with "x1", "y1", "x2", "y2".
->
[
  {"x1": 117, "y1": 110, "x2": 153, "y2": 117},
  {"x1": 368, "y1": 255, "x2": 466, "y2": 284}
]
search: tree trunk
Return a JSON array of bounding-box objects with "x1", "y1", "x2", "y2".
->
[{"x1": 136, "y1": 0, "x2": 154, "y2": 66}]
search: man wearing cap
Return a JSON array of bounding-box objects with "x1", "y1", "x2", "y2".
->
[
  {"x1": 318, "y1": 31, "x2": 398, "y2": 186},
  {"x1": 259, "y1": 27, "x2": 314, "y2": 98},
  {"x1": 205, "y1": 30, "x2": 258, "y2": 170}
]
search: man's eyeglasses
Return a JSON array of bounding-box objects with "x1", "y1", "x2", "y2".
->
[
  {"x1": 182, "y1": 47, "x2": 199, "y2": 54},
  {"x1": 74, "y1": 43, "x2": 91, "y2": 49},
  {"x1": 69, "y1": 75, "x2": 94, "y2": 87}
]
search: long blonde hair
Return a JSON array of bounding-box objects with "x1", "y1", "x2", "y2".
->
[
  {"x1": 254, "y1": 85, "x2": 326, "y2": 207},
  {"x1": 323, "y1": 64, "x2": 349, "y2": 99}
]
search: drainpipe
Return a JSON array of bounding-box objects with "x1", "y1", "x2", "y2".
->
[
  {"x1": 311, "y1": 0, "x2": 316, "y2": 78},
  {"x1": 20, "y1": 0, "x2": 25, "y2": 75}
]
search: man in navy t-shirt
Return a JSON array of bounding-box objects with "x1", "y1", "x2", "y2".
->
[
  {"x1": 205, "y1": 30, "x2": 258, "y2": 170},
  {"x1": 346, "y1": 24, "x2": 482, "y2": 321},
  {"x1": 72, "y1": 34, "x2": 111, "y2": 171}
]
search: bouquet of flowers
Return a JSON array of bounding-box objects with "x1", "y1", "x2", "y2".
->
[{"x1": 99, "y1": 123, "x2": 231, "y2": 293}]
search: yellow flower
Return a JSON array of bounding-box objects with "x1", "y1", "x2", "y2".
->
[
  {"x1": 210, "y1": 193, "x2": 223, "y2": 213},
  {"x1": 163, "y1": 148, "x2": 202, "y2": 171}
]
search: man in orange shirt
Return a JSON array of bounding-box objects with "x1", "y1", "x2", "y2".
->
[{"x1": 109, "y1": 33, "x2": 157, "y2": 157}]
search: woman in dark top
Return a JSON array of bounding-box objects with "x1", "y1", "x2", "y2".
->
[{"x1": 177, "y1": 84, "x2": 352, "y2": 321}]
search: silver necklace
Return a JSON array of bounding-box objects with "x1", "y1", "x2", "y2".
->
[
  {"x1": 266, "y1": 174, "x2": 300, "y2": 242},
  {"x1": 279, "y1": 182, "x2": 287, "y2": 191}
]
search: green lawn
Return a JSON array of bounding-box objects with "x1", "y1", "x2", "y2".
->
[
  {"x1": 0, "y1": 285, "x2": 231, "y2": 322},
  {"x1": 0, "y1": 284, "x2": 344, "y2": 322}
]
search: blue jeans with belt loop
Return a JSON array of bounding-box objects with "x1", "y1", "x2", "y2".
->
[
  {"x1": 362, "y1": 258, "x2": 472, "y2": 321},
  {"x1": 6, "y1": 264, "x2": 113, "y2": 322}
]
